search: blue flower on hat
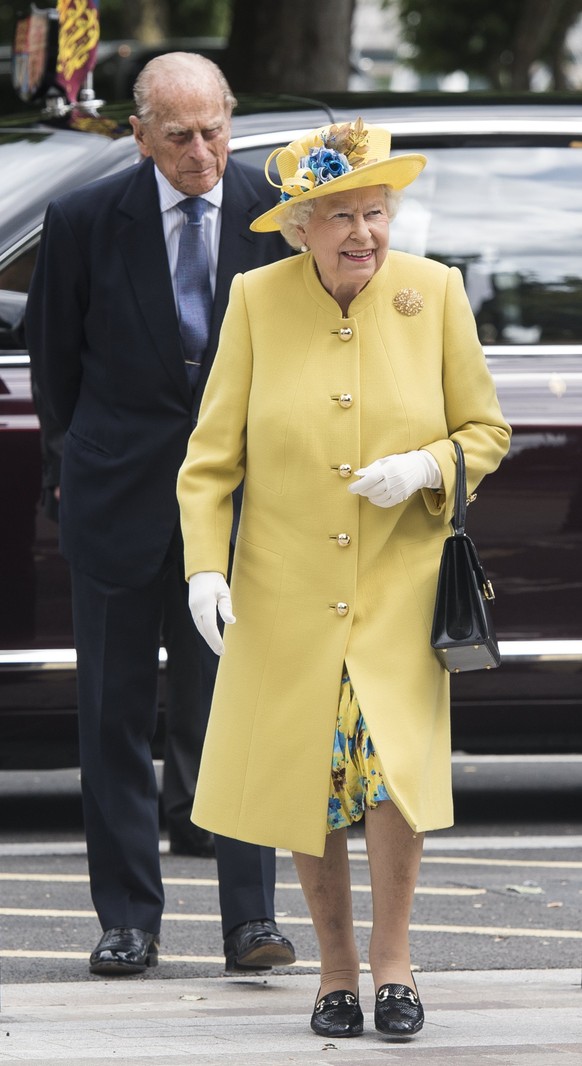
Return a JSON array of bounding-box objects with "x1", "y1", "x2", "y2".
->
[
  {"x1": 302, "y1": 147, "x2": 351, "y2": 184},
  {"x1": 272, "y1": 119, "x2": 372, "y2": 204}
]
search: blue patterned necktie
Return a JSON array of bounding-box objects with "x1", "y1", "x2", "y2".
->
[{"x1": 176, "y1": 197, "x2": 213, "y2": 387}]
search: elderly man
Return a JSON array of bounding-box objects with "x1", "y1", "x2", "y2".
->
[{"x1": 26, "y1": 52, "x2": 295, "y2": 976}]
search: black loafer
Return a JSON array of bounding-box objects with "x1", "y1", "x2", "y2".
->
[
  {"x1": 224, "y1": 918, "x2": 296, "y2": 973},
  {"x1": 89, "y1": 927, "x2": 160, "y2": 975},
  {"x1": 310, "y1": 990, "x2": 364, "y2": 1038},
  {"x1": 374, "y1": 982, "x2": 424, "y2": 1037}
]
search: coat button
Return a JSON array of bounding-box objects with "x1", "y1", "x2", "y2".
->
[
  {"x1": 337, "y1": 533, "x2": 351, "y2": 547},
  {"x1": 338, "y1": 464, "x2": 352, "y2": 478},
  {"x1": 338, "y1": 393, "x2": 353, "y2": 408},
  {"x1": 331, "y1": 327, "x2": 353, "y2": 341},
  {"x1": 335, "y1": 602, "x2": 350, "y2": 616}
]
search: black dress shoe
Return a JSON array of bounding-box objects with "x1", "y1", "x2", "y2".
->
[
  {"x1": 310, "y1": 990, "x2": 364, "y2": 1038},
  {"x1": 224, "y1": 918, "x2": 296, "y2": 974},
  {"x1": 374, "y1": 982, "x2": 424, "y2": 1037},
  {"x1": 168, "y1": 824, "x2": 215, "y2": 858},
  {"x1": 89, "y1": 927, "x2": 160, "y2": 975}
]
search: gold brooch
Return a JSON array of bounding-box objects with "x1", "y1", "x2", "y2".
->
[{"x1": 393, "y1": 288, "x2": 424, "y2": 316}]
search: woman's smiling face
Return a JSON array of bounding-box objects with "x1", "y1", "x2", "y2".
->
[{"x1": 297, "y1": 185, "x2": 390, "y2": 310}]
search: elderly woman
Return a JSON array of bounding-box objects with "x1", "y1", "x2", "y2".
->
[{"x1": 177, "y1": 119, "x2": 510, "y2": 1040}]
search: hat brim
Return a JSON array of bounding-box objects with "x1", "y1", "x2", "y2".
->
[{"x1": 250, "y1": 152, "x2": 427, "y2": 233}]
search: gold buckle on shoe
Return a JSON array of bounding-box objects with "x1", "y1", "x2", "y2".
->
[
  {"x1": 315, "y1": 991, "x2": 357, "y2": 1012},
  {"x1": 378, "y1": 986, "x2": 418, "y2": 1005}
]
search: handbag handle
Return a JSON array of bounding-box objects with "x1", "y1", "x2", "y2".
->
[
  {"x1": 451, "y1": 440, "x2": 495, "y2": 601},
  {"x1": 452, "y1": 440, "x2": 467, "y2": 535}
]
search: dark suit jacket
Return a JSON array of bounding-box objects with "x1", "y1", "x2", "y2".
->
[{"x1": 26, "y1": 156, "x2": 288, "y2": 587}]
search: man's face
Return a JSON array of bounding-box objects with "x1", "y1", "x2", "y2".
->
[{"x1": 130, "y1": 82, "x2": 231, "y2": 196}]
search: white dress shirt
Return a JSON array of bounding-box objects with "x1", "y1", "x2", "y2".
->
[{"x1": 154, "y1": 165, "x2": 223, "y2": 312}]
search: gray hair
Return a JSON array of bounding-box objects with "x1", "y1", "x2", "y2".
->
[
  {"x1": 133, "y1": 52, "x2": 237, "y2": 125},
  {"x1": 279, "y1": 185, "x2": 402, "y2": 250}
]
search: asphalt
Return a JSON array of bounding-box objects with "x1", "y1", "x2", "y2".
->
[{"x1": 1, "y1": 968, "x2": 581, "y2": 1064}]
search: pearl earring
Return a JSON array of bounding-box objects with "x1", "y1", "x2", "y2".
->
[{"x1": 300, "y1": 244, "x2": 309, "y2": 253}]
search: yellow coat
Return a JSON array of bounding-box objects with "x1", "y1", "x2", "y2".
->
[{"x1": 177, "y1": 250, "x2": 511, "y2": 856}]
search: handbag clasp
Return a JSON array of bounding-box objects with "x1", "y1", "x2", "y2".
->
[{"x1": 483, "y1": 579, "x2": 495, "y2": 602}]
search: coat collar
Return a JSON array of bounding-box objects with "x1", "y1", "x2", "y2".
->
[{"x1": 302, "y1": 249, "x2": 393, "y2": 318}]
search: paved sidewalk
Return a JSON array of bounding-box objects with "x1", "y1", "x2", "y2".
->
[{"x1": 1, "y1": 969, "x2": 581, "y2": 1064}]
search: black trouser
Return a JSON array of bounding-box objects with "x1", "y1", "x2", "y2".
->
[
  {"x1": 70, "y1": 527, "x2": 276, "y2": 938},
  {"x1": 161, "y1": 554, "x2": 207, "y2": 842}
]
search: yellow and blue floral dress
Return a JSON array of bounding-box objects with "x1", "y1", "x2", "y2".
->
[{"x1": 327, "y1": 671, "x2": 390, "y2": 832}]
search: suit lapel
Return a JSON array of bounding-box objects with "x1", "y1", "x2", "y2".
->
[
  {"x1": 116, "y1": 159, "x2": 190, "y2": 398},
  {"x1": 197, "y1": 160, "x2": 265, "y2": 396}
]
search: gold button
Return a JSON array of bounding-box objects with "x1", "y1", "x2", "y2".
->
[
  {"x1": 338, "y1": 393, "x2": 353, "y2": 408},
  {"x1": 338, "y1": 464, "x2": 352, "y2": 478},
  {"x1": 338, "y1": 327, "x2": 352, "y2": 341},
  {"x1": 335, "y1": 602, "x2": 349, "y2": 616},
  {"x1": 337, "y1": 533, "x2": 351, "y2": 547}
]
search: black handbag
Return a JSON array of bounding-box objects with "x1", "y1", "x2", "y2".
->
[{"x1": 430, "y1": 441, "x2": 501, "y2": 673}]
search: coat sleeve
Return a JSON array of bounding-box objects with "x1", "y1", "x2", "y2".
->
[
  {"x1": 25, "y1": 199, "x2": 89, "y2": 431},
  {"x1": 177, "y1": 273, "x2": 253, "y2": 579},
  {"x1": 422, "y1": 265, "x2": 511, "y2": 523}
]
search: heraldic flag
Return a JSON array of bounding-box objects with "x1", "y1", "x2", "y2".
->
[{"x1": 56, "y1": 0, "x2": 101, "y2": 104}]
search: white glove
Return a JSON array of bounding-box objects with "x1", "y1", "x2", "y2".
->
[
  {"x1": 188, "y1": 572, "x2": 236, "y2": 656},
  {"x1": 348, "y1": 450, "x2": 442, "y2": 508}
]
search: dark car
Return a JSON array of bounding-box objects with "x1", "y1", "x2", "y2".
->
[{"x1": 2, "y1": 94, "x2": 582, "y2": 766}]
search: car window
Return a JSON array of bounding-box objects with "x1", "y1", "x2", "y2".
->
[
  {"x1": 0, "y1": 244, "x2": 38, "y2": 293},
  {"x1": 0, "y1": 132, "x2": 106, "y2": 215},
  {"x1": 0, "y1": 134, "x2": 94, "y2": 245},
  {"x1": 234, "y1": 141, "x2": 582, "y2": 347},
  {"x1": 0, "y1": 289, "x2": 26, "y2": 352},
  {"x1": 389, "y1": 146, "x2": 582, "y2": 346},
  {"x1": 0, "y1": 128, "x2": 138, "y2": 257},
  {"x1": 4, "y1": 135, "x2": 582, "y2": 350}
]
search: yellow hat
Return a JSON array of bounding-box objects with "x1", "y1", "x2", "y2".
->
[{"x1": 250, "y1": 117, "x2": 427, "y2": 233}]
